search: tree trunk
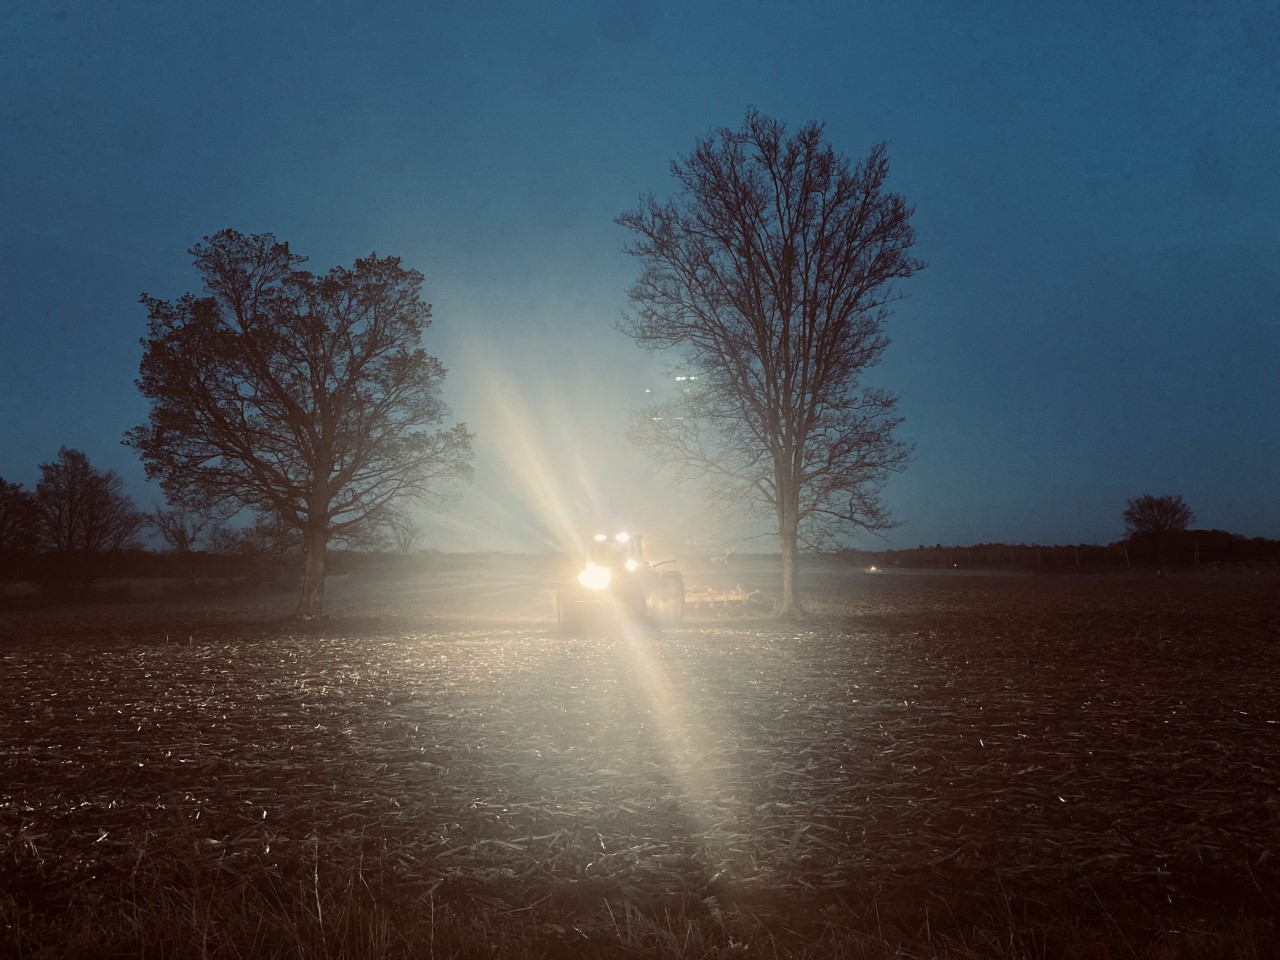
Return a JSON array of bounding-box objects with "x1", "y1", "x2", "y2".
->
[
  {"x1": 297, "y1": 524, "x2": 328, "y2": 617},
  {"x1": 777, "y1": 496, "x2": 803, "y2": 619}
]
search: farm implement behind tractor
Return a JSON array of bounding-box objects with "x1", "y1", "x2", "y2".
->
[{"x1": 683, "y1": 583, "x2": 765, "y2": 613}]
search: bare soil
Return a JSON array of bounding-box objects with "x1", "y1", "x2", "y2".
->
[{"x1": 1, "y1": 563, "x2": 1278, "y2": 956}]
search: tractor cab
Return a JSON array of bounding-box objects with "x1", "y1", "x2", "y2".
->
[{"x1": 586, "y1": 531, "x2": 648, "y2": 575}]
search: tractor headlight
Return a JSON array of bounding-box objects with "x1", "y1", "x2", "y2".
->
[{"x1": 578, "y1": 562, "x2": 612, "y2": 591}]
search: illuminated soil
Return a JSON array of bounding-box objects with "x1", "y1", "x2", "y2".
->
[{"x1": 2, "y1": 565, "x2": 1278, "y2": 954}]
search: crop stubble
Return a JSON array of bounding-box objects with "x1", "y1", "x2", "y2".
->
[{"x1": 1, "y1": 572, "x2": 1278, "y2": 944}]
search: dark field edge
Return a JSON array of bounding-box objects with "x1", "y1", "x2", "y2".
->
[{"x1": 2, "y1": 574, "x2": 1278, "y2": 959}]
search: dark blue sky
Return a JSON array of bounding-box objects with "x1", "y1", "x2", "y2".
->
[{"x1": 2, "y1": 0, "x2": 1276, "y2": 553}]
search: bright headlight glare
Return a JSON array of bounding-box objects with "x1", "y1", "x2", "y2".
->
[
  {"x1": 578, "y1": 563, "x2": 612, "y2": 590},
  {"x1": 615, "y1": 531, "x2": 630, "y2": 543},
  {"x1": 625, "y1": 559, "x2": 639, "y2": 572}
]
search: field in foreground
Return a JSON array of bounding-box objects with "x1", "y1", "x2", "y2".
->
[{"x1": 1, "y1": 566, "x2": 1278, "y2": 958}]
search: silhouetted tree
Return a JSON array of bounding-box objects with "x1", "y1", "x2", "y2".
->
[
  {"x1": 0, "y1": 477, "x2": 39, "y2": 555},
  {"x1": 35, "y1": 447, "x2": 148, "y2": 592},
  {"x1": 1123, "y1": 494, "x2": 1195, "y2": 537},
  {"x1": 390, "y1": 518, "x2": 424, "y2": 553},
  {"x1": 127, "y1": 230, "x2": 474, "y2": 616},
  {"x1": 618, "y1": 110, "x2": 922, "y2": 616},
  {"x1": 1123, "y1": 494, "x2": 1194, "y2": 572}
]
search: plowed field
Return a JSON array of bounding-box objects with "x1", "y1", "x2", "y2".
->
[{"x1": 2, "y1": 565, "x2": 1278, "y2": 957}]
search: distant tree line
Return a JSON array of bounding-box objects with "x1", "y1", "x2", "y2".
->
[
  {"x1": 838, "y1": 531, "x2": 1280, "y2": 574},
  {"x1": 0, "y1": 445, "x2": 436, "y2": 602},
  {"x1": 0, "y1": 448, "x2": 148, "y2": 595},
  {"x1": 3, "y1": 463, "x2": 1274, "y2": 607},
  {"x1": 837, "y1": 494, "x2": 1278, "y2": 574}
]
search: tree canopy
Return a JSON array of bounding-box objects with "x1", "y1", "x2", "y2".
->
[
  {"x1": 1123, "y1": 494, "x2": 1195, "y2": 538},
  {"x1": 617, "y1": 109, "x2": 922, "y2": 615},
  {"x1": 127, "y1": 230, "x2": 473, "y2": 615}
]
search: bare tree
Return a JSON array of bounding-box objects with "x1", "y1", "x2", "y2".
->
[
  {"x1": 127, "y1": 230, "x2": 474, "y2": 616},
  {"x1": 1123, "y1": 493, "x2": 1195, "y2": 573},
  {"x1": 0, "y1": 477, "x2": 39, "y2": 554},
  {"x1": 35, "y1": 447, "x2": 148, "y2": 591},
  {"x1": 390, "y1": 518, "x2": 424, "y2": 554},
  {"x1": 151, "y1": 503, "x2": 226, "y2": 554},
  {"x1": 1123, "y1": 494, "x2": 1195, "y2": 537},
  {"x1": 617, "y1": 110, "x2": 922, "y2": 616},
  {"x1": 207, "y1": 518, "x2": 292, "y2": 558}
]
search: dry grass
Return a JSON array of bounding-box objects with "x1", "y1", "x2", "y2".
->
[{"x1": 1, "y1": 564, "x2": 1278, "y2": 958}]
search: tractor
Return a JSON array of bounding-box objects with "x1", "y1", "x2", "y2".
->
[{"x1": 556, "y1": 531, "x2": 684, "y2": 635}]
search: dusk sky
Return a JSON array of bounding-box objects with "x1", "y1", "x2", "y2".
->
[{"x1": 2, "y1": 0, "x2": 1276, "y2": 555}]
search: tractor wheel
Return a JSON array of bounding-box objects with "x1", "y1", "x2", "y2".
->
[{"x1": 656, "y1": 571, "x2": 685, "y2": 626}]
